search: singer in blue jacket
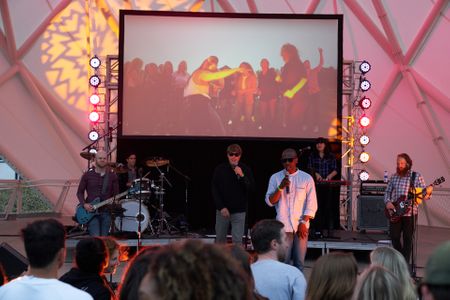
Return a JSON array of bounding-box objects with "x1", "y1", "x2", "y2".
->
[
  {"x1": 212, "y1": 144, "x2": 255, "y2": 245},
  {"x1": 265, "y1": 148, "x2": 317, "y2": 272}
]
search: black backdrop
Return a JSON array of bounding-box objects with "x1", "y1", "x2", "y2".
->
[{"x1": 117, "y1": 138, "x2": 341, "y2": 232}]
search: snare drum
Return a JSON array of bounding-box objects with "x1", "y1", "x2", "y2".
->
[
  {"x1": 115, "y1": 199, "x2": 150, "y2": 232},
  {"x1": 131, "y1": 178, "x2": 151, "y2": 194}
]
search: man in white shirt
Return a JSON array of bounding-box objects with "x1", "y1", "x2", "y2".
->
[
  {"x1": 250, "y1": 219, "x2": 306, "y2": 300},
  {"x1": 0, "y1": 219, "x2": 92, "y2": 300},
  {"x1": 265, "y1": 148, "x2": 317, "y2": 272}
]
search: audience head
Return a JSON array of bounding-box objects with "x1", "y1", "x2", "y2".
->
[
  {"x1": 75, "y1": 237, "x2": 108, "y2": 275},
  {"x1": 352, "y1": 265, "x2": 403, "y2": 300},
  {"x1": 370, "y1": 246, "x2": 417, "y2": 300},
  {"x1": 251, "y1": 219, "x2": 287, "y2": 261},
  {"x1": 306, "y1": 252, "x2": 358, "y2": 300},
  {"x1": 101, "y1": 237, "x2": 121, "y2": 274},
  {"x1": 138, "y1": 240, "x2": 251, "y2": 300},
  {"x1": 420, "y1": 241, "x2": 450, "y2": 300},
  {"x1": 119, "y1": 246, "x2": 161, "y2": 300},
  {"x1": 21, "y1": 218, "x2": 66, "y2": 269}
]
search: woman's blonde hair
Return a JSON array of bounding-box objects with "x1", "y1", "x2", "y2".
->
[
  {"x1": 370, "y1": 246, "x2": 417, "y2": 300},
  {"x1": 352, "y1": 265, "x2": 403, "y2": 300}
]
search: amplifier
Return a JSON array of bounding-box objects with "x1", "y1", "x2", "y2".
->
[{"x1": 360, "y1": 180, "x2": 387, "y2": 196}]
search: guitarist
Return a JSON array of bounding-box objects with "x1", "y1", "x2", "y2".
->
[
  {"x1": 76, "y1": 150, "x2": 119, "y2": 236},
  {"x1": 384, "y1": 153, "x2": 433, "y2": 263}
]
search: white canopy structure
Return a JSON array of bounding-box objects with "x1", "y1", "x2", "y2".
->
[{"x1": 0, "y1": 0, "x2": 448, "y2": 227}]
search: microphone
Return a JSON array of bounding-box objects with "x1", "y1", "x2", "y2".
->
[
  {"x1": 232, "y1": 163, "x2": 240, "y2": 179},
  {"x1": 298, "y1": 146, "x2": 311, "y2": 153},
  {"x1": 285, "y1": 171, "x2": 290, "y2": 194}
]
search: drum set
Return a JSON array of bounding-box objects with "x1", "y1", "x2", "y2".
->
[{"x1": 112, "y1": 157, "x2": 177, "y2": 236}]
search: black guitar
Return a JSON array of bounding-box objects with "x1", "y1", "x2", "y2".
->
[{"x1": 385, "y1": 176, "x2": 445, "y2": 223}]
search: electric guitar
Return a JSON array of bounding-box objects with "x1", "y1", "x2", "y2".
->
[
  {"x1": 385, "y1": 176, "x2": 445, "y2": 223},
  {"x1": 75, "y1": 188, "x2": 135, "y2": 224}
]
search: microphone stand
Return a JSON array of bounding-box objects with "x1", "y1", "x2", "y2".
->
[
  {"x1": 168, "y1": 163, "x2": 191, "y2": 235},
  {"x1": 137, "y1": 168, "x2": 143, "y2": 251}
]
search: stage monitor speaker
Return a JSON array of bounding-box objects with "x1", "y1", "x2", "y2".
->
[
  {"x1": 0, "y1": 242, "x2": 28, "y2": 280},
  {"x1": 357, "y1": 195, "x2": 389, "y2": 231}
]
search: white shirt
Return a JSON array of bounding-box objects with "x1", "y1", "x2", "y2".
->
[
  {"x1": 251, "y1": 259, "x2": 306, "y2": 300},
  {"x1": 265, "y1": 169, "x2": 317, "y2": 232},
  {"x1": 0, "y1": 275, "x2": 93, "y2": 300}
]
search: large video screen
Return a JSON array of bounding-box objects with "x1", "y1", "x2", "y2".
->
[{"x1": 119, "y1": 11, "x2": 342, "y2": 139}]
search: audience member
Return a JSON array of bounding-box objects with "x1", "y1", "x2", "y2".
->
[
  {"x1": 226, "y1": 244, "x2": 268, "y2": 300},
  {"x1": 138, "y1": 240, "x2": 251, "y2": 300},
  {"x1": 118, "y1": 246, "x2": 161, "y2": 300},
  {"x1": 370, "y1": 246, "x2": 417, "y2": 300},
  {"x1": 60, "y1": 237, "x2": 114, "y2": 300},
  {"x1": 306, "y1": 252, "x2": 357, "y2": 300},
  {"x1": 419, "y1": 241, "x2": 450, "y2": 300},
  {"x1": 0, "y1": 219, "x2": 92, "y2": 300},
  {"x1": 250, "y1": 219, "x2": 306, "y2": 300},
  {"x1": 101, "y1": 237, "x2": 121, "y2": 293},
  {"x1": 351, "y1": 265, "x2": 403, "y2": 300}
]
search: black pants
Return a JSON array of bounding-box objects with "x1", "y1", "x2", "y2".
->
[{"x1": 390, "y1": 216, "x2": 416, "y2": 263}]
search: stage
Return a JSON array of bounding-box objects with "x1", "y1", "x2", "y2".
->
[{"x1": 1, "y1": 216, "x2": 449, "y2": 280}]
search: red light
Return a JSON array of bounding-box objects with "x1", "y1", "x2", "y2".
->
[
  {"x1": 359, "y1": 97, "x2": 371, "y2": 109},
  {"x1": 359, "y1": 115, "x2": 371, "y2": 127},
  {"x1": 89, "y1": 111, "x2": 100, "y2": 122}
]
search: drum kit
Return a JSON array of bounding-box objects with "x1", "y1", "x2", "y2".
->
[{"x1": 79, "y1": 152, "x2": 180, "y2": 237}]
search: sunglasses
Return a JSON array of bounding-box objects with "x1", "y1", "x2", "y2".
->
[
  {"x1": 228, "y1": 152, "x2": 241, "y2": 157},
  {"x1": 281, "y1": 158, "x2": 295, "y2": 163}
]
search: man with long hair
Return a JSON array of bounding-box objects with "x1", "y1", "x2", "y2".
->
[{"x1": 384, "y1": 153, "x2": 432, "y2": 264}]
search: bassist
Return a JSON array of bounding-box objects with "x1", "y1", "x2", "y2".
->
[
  {"x1": 76, "y1": 150, "x2": 119, "y2": 236},
  {"x1": 384, "y1": 153, "x2": 432, "y2": 264}
]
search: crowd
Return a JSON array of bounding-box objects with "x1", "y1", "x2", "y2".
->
[{"x1": 0, "y1": 218, "x2": 449, "y2": 300}]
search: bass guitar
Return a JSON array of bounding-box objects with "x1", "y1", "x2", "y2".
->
[
  {"x1": 385, "y1": 176, "x2": 445, "y2": 223},
  {"x1": 75, "y1": 188, "x2": 135, "y2": 224}
]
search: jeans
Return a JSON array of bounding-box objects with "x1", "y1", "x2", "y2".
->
[
  {"x1": 285, "y1": 232, "x2": 308, "y2": 272},
  {"x1": 215, "y1": 211, "x2": 246, "y2": 245},
  {"x1": 390, "y1": 216, "x2": 415, "y2": 263},
  {"x1": 88, "y1": 212, "x2": 111, "y2": 236}
]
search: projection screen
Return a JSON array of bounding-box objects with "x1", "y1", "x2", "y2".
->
[{"x1": 119, "y1": 11, "x2": 342, "y2": 139}]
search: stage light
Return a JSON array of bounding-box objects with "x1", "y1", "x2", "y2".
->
[
  {"x1": 89, "y1": 56, "x2": 101, "y2": 69},
  {"x1": 88, "y1": 148, "x2": 97, "y2": 155},
  {"x1": 89, "y1": 111, "x2": 100, "y2": 123},
  {"x1": 359, "y1": 135, "x2": 370, "y2": 145},
  {"x1": 359, "y1": 61, "x2": 371, "y2": 74},
  {"x1": 88, "y1": 129, "x2": 99, "y2": 141},
  {"x1": 359, "y1": 97, "x2": 372, "y2": 109},
  {"x1": 359, "y1": 170, "x2": 370, "y2": 181},
  {"x1": 89, "y1": 94, "x2": 100, "y2": 105},
  {"x1": 359, "y1": 151, "x2": 370, "y2": 163},
  {"x1": 89, "y1": 75, "x2": 101, "y2": 87},
  {"x1": 360, "y1": 78, "x2": 371, "y2": 91},
  {"x1": 359, "y1": 115, "x2": 371, "y2": 127}
]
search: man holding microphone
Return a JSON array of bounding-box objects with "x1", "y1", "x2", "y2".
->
[
  {"x1": 266, "y1": 148, "x2": 317, "y2": 272},
  {"x1": 212, "y1": 144, "x2": 255, "y2": 245}
]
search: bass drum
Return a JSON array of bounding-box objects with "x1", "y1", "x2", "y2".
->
[{"x1": 115, "y1": 199, "x2": 150, "y2": 233}]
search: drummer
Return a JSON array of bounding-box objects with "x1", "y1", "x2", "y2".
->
[{"x1": 118, "y1": 152, "x2": 139, "y2": 193}]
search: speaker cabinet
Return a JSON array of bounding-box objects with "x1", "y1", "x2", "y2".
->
[
  {"x1": 0, "y1": 243, "x2": 28, "y2": 280},
  {"x1": 357, "y1": 195, "x2": 389, "y2": 231}
]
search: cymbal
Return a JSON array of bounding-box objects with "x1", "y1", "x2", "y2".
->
[
  {"x1": 80, "y1": 151, "x2": 95, "y2": 160},
  {"x1": 146, "y1": 158, "x2": 169, "y2": 167}
]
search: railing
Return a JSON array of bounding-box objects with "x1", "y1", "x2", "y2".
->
[{"x1": 0, "y1": 179, "x2": 79, "y2": 220}]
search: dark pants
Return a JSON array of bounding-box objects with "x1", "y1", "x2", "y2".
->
[
  {"x1": 390, "y1": 215, "x2": 416, "y2": 263},
  {"x1": 312, "y1": 184, "x2": 340, "y2": 234}
]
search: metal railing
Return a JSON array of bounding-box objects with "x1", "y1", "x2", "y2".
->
[{"x1": 0, "y1": 179, "x2": 79, "y2": 219}]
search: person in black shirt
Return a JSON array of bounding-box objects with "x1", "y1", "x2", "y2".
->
[{"x1": 212, "y1": 144, "x2": 255, "y2": 245}]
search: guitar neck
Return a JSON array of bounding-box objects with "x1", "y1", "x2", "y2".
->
[{"x1": 93, "y1": 190, "x2": 128, "y2": 210}]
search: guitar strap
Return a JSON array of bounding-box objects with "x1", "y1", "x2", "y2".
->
[{"x1": 101, "y1": 170, "x2": 110, "y2": 199}]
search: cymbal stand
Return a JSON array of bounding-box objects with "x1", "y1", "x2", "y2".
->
[{"x1": 153, "y1": 165, "x2": 177, "y2": 236}]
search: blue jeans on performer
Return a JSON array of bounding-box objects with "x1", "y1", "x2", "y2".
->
[
  {"x1": 88, "y1": 212, "x2": 111, "y2": 236},
  {"x1": 285, "y1": 232, "x2": 308, "y2": 272}
]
